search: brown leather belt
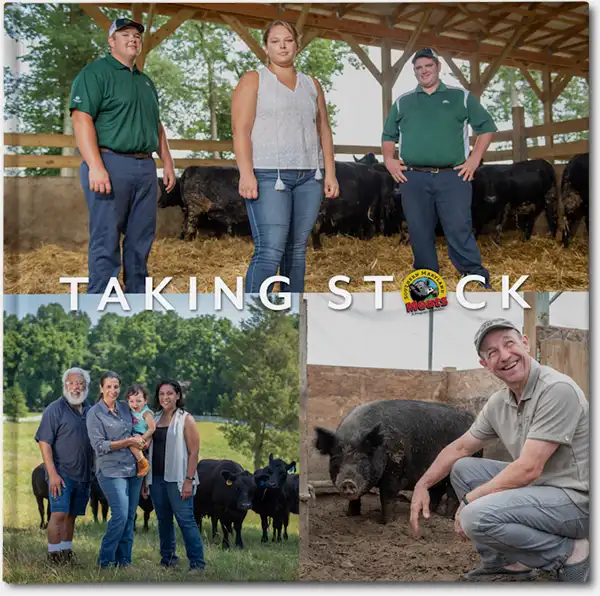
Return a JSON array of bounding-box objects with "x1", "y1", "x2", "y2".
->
[
  {"x1": 100, "y1": 147, "x2": 152, "y2": 159},
  {"x1": 405, "y1": 165, "x2": 455, "y2": 173}
]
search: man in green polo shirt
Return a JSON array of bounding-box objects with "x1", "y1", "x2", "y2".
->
[
  {"x1": 70, "y1": 17, "x2": 176, "y2": 294},
  {"x1": 409, "y1": 318, "x2": 589, "y2": 582},
  {"x1": 382, "y1": 48, "x2": 496, "y2": 287}
]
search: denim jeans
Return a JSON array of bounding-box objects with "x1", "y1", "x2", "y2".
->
[
  {"x1": 245, "y1": 169, "x2": 323, "y2": 293},
  {"x1": 96, "y1": 472, "x2": 143, "y2": 567},
  {"x1": 150, "y1": 476, "x2": 206, "y2": 569},
  {"x1": 80, "y1": 151, "x2": 158, "y2": 294},
  {"x1": 400, "y1": 170, "x2": 490, "y2": 282}
]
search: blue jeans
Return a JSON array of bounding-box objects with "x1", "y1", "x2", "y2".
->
[
  {"x1": 245, "y1": 169, "x2": 323, "y2": 293},
  {"x1": 80, "y1": 151, "x2": 158, "y2": 294},
  {"x1": 400, "y1": 170, "x2": 490, "y2": 282},
  {"x1": 48, "y1": 476, "x2": 90, "y2": 516},
  {"x1": 96, "y1": 472, "x2": 143, "y2": 568},
  {"x1": 150, "y1": 476, "x2": 206, "y2": 569}
]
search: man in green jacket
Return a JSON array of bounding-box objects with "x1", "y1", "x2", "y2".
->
[
  {"x1": 382, "y1": 48, "x2": 496, "y2": 287},
  {"x1": 70, "y1": 17, "x2": 176, "y2": 294}
]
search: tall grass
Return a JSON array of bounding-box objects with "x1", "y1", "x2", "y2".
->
[{"x1": 3, "y1": 421, "x2": 298, "y2": 583}]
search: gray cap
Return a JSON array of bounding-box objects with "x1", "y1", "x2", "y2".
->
[{"x1": 474, "y1": 318, "x2": 521, "y2": 353}]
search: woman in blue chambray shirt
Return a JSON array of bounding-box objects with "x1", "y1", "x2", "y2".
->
[{"x1": 86, "y1": 371, "x2": 146, "y2": 568}]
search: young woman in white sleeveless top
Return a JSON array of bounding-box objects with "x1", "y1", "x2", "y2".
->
[{"x1": 232, "y1": 21, "x2": 339, "y2": 293}]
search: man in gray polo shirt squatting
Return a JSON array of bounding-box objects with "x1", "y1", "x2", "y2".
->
[
  {"x1": 382, "y1": 48, "x2": 496, "y2": 288},
  {"x1": 409, "y1": 318, "x2": 589, "y2": 582},
  {"x1": 70, "y1": 17, "x2": 176, "y2": 294},
  {"x1": 35, "y1": 367, "x2": 94, "y2": 565}
]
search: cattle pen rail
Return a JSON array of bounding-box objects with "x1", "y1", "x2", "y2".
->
[{"x1": 3, "y1": 113, "x2": 588, "y2": 172}]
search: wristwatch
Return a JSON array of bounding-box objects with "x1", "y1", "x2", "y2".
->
[
  {"x1": 462, "y1": 495, "x2": 470, "y2": 506},
  {"x1": 185, "y1": 476, "x2": 194, "y2": 481}
]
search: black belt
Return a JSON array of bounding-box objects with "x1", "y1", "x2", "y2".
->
[
  {"x1": 405, "y1": 165, "x2": 455, "y2": 173},
  {"x1": 100, "y1": 148, "x2": 152, "y2": 159}
]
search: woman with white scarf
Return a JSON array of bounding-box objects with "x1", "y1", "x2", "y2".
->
[
  {"x1": 232, "y1": 20, "x2": 339, "y2": 293},
  {"x1": 143, "y1": 380, "x2": 205, "y2": 572}
]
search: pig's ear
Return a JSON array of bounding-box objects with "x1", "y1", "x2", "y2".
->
[
  {"x1": 314, "y1": 427, "x2": 337, "y2": 455},
  {"x1": 360, "y1": 423, "x2": 384, "y2": 453}
]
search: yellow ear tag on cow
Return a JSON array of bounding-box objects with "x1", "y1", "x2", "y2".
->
[{"x1": 226, "y1": 480, "x2": 233, "y2": 486}]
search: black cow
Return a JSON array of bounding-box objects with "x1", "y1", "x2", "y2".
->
[
  {"x1": 134, "y1": 491, "x2": 154, "y2": 532},
  {"x1": 252, "y1": 454, "x2": 297, "y2": 543},
  {"x1": 89, "y1": 473, "x2": 109, "y2": 523},
  {"x1": 312, "y1": 161, "x2": 395, "y2": 249},
  {"x1": 561, "y1": 153, "x2": 589, "y2": 248},
  {"x1": 158, "y1": 168, "x2": 251, "y2": 240},
  {"x1": 471, "y1": 159, "x2": 558, "y2": 243},
  {"x1": 284, "y1": 473, "x2": 300, "y2": 516},
  {"x1": 32, "y1": 463, "x2": 51, "y2": 529},
  {"x1": 194, "y1": 459, "x2": 255, "y2": 549}
]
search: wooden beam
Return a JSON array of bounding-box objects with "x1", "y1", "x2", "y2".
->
[
  {"x1": 220, "y1": 13, "x2": 266, "y2": 63},
  {"x1": 542, "y1": 66, "x2": 554, "y2": 162},
  {"x1": 456, "y1": 4, "x2": 488, "y2": 33},
  {"x1": 296, "y1": 3, "x2": 310, "y2": 35},
  {"x1": 131, "y1": 2, "x2": 142, "y2": 24},
  {"x1": 470, "y1": 56, "x2": 481, "y2": 97},
  {"x1": 523, "y1": 292, "x2": 538, "y2": 356},
  {"x1": 79, "y1": 4, "x2": 111, "y2": 32},
  {"x1": 339, "y1": 32, "x2": 381, "y2": 85},
  {"x1": 148, "y1": 8, "x2": 197, "y2": 51},
  {"x1": 388, "y1": 3, "x2": 407, "y2": 27},
  {"x1": 551, "y1": 74, "x2": 574, "y2": 102},
  {"x1": 2, "y1": 155, "x2": 237, "y2": 169},
  {"x1": 298, "y1": 296, "x2": 309, "y2": 567},
  {"x1": 480, "y1": 23, "x2": 530, "y2": 91},
  {"x1": 298, "y1": 28, "x2": 319, "y2": 53},
  {"x1": 391, "y1": 6, "x2": 433, "y2": 83},
  {"x1": 440, "y1": 52, "x2": 470, "y2": 90},
  {"x1": 518, "y1": 64, "x2": 544, "y2": 102},
  {"x1": 512, "y1": 105, "x2": 527, "y2": 162},
  {"x1": 381, "y1": 39, "x2": 393, "y2": 123},
  {"x1": 137, "y1": 3, "x2": 156, "y2": 71}
]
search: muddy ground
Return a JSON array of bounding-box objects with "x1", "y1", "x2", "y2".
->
[{"x1": 300, "y1": 493, "x2": 554, "y2": 582}]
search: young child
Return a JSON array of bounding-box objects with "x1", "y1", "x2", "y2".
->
[{"x1": 126, "y1": 384, "x2": 155, "y2": 477}]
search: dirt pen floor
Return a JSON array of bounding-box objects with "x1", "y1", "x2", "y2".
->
[
  {"x1": 300, "y1": 493, "x2": 555, "y2": 582},
  {"x1": 4, "y1": 232, "x2": 588, "y2": 293}
]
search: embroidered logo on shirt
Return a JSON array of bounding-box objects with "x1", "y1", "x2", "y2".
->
[
  {"x1": 442, "y1": 100, "x2": 450, "y2": 104},
  {"x1": 73, "y1": 96, "x2": 82, "y2": 103}
]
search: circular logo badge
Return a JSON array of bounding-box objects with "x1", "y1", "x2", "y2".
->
[{"x1": 401, "y1": 269, "x2": 448, "y2": 315}]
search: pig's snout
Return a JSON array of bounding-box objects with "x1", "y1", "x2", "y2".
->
[{"x1": 340, "y1": 479, "x2": 359, "y2": 498}]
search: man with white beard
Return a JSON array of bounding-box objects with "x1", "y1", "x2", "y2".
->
[{"x1": 35, "y1": 367, "x2": 94, "y2": 565}]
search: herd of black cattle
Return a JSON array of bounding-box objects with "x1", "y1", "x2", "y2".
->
[
  {"x1": 32, "y1": 454, "x2": 299, "y2": 550},
  {"x1": 158, "y1": 153, "x2": 589, "y2": 249}
]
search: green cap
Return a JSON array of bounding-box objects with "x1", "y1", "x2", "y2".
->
[{"x1": 474, "y1": 318, "x2": 521, "y2": 353}]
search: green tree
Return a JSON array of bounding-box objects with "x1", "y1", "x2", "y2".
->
[
  {"x1": 218, "y1": 298, "x2": 299, "y2": 469},
  {"x1": 4, "y1": 3, "x2": 120, "y2": 175},
  {"x1": 3, "y1": 313, "x2": 22, "y2": 390},
  {"x1": 4, "y1": 385, "x2": 29, "y2": 421}
]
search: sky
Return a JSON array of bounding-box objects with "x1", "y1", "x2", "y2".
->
[
  {"x1": 306, "y1": 292, "x2": 588, "y2": 371},
  {"x1": 2, "y1": 292, "x2": 299, "y2": 326}
]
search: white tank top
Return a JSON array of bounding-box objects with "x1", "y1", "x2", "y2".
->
[{"x1": 251, "y1": 67, "x2": 324, "y2": 171}]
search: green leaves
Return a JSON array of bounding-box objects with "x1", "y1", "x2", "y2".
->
[{"x1": 3, "y1": 385, "x2": 29, "y2": 422}]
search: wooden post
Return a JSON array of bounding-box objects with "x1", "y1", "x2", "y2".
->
[
  {"x1": 511, "y1": 105, "x2": 527, "y2": 163},
  {"x1": 543, "y1": 66, "x2": 554, "y2": 163},
  {"x1": 299, "y1": 295, "x2": 309, "y2": 566},
  {"x1": 470, "y1": 57, "x2": 481, "y2": 98},
  {"x1": 523, "y1": 291, "x2": 538, "y2": 359},
  {"x1": 381, "y1": 39, "x2": 393, "y2": 125}
]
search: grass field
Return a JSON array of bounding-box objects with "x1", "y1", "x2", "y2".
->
[{"x1": 3, "y1": 421, "x2": 298, "y2": 584}]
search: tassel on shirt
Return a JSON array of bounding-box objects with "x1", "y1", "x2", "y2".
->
[
  {"x1": 275, "y1": 172, "x2": 286, "y2": 190},
  {"x1": 314, "y1": 167, "x2": 323, "y2": 181}
]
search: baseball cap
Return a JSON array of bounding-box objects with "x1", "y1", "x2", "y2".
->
[
  {"x1": 412, "y1": 47, "x2": 440, "y2": 64},
  {"x1": 474, "y1": 318, "x2": 521, "y2": 354},
  {"x1": 109, "y1": 17, "x2": 145, "y2": 37}
]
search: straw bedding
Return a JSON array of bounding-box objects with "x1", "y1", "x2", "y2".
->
[{"x1": 4, "y1": 232, "x2": 588, "y2": 294}]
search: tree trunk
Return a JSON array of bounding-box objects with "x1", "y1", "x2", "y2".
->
[
  {"x1": 207, "y1": 59, "x2": 220, "y2": 160},
  {"x1": 61, "y1": 94, "x2": 75, "y2": 177}
]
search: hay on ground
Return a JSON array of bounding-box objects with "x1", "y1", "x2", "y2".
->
[{"x1": 4, "y1": 232, "x2": 588, "y2": 294}]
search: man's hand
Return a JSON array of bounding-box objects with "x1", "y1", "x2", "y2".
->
[
  {"x1": 49, "y1": 472, "x2": 66, "y2": 498},
  {"x1": 384, "y1": 158, "x2": 408, "y2": 183},
  {"x1": 409, "y1": 483, "x2": 431, "y2": 538},
  {"x1": 163, "y1": 160, "x2": 176, "y2": 193},
  {"x1": 454, "y1": 501, "x2": 468, "y2": 539},
  {"x1": 453, "y1": 155, "x2": 481, "y2": 182},
  {"x1": 89, "y1": 166, "x2": 112, "y2": 195}
]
